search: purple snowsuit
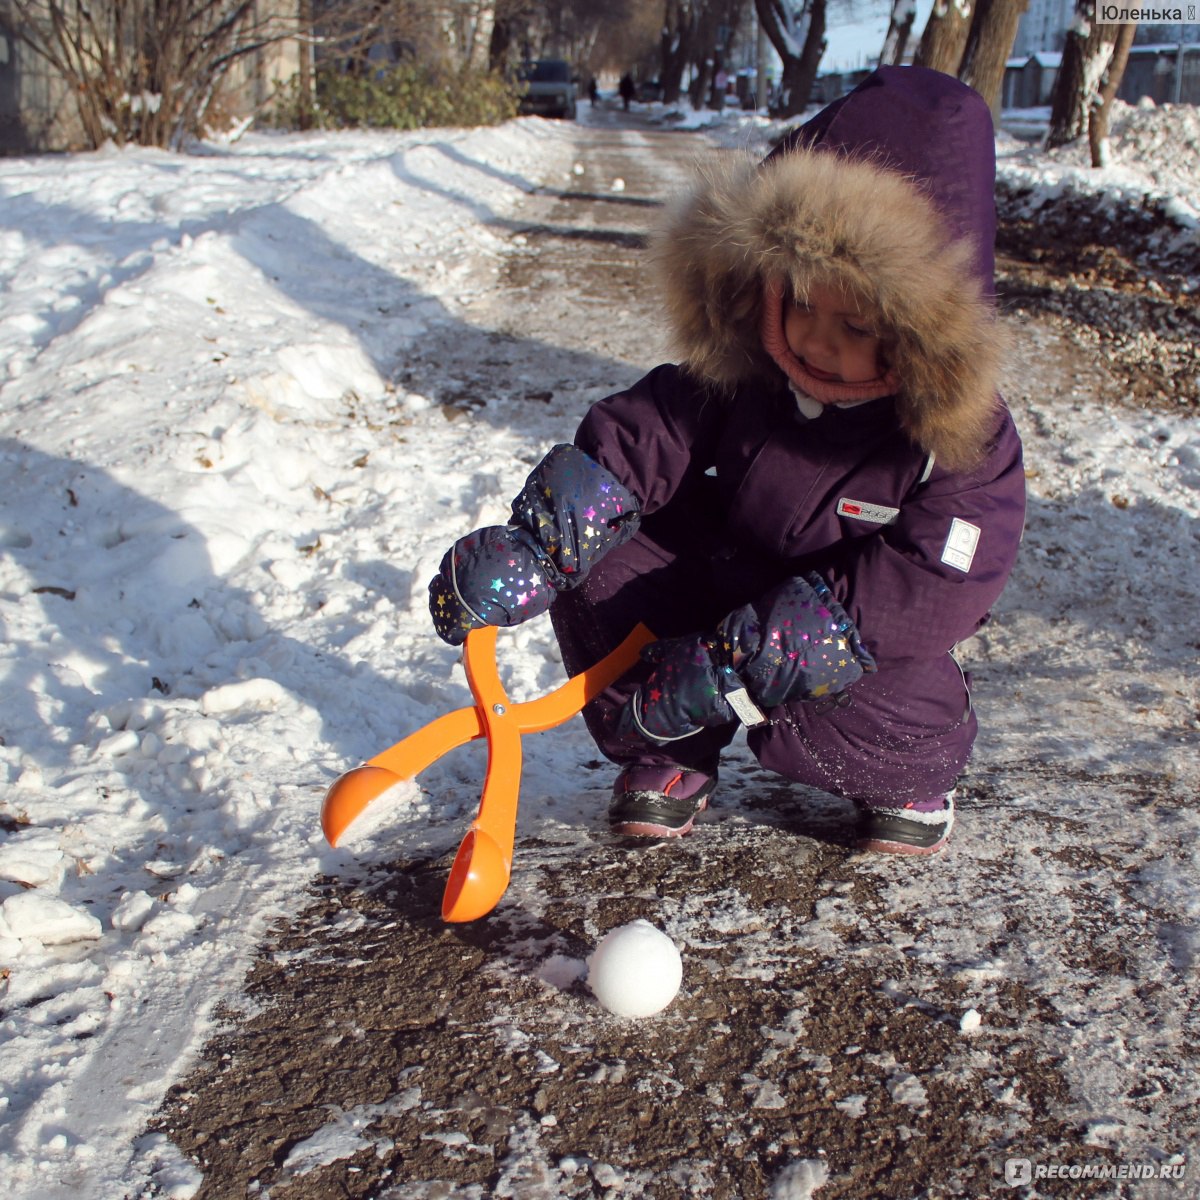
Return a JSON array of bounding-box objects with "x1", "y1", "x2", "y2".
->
[{"x1": 548, "y1": 67, "x2": 1027, "y2": 806}]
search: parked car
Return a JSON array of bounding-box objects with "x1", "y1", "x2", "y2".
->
[{"x1": 517, "y1": 59, "x2": 577, "y2": 120}]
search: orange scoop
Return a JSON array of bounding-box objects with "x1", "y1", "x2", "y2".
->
[{"x1": 321, "y1": 623, "x2": 654, "y2": 921}]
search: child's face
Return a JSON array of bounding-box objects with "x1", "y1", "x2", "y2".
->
[{"x1": 783, "y1": 283, "x2": 886, "y2": 385}]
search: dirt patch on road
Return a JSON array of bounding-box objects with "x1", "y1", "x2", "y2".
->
[{"x1": 155, "y1": 815, "x2": 1109, "y2": 1200}]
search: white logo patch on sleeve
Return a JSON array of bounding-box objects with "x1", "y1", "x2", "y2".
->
[
  {"x1": 725, "y1": 687, "x2": 767, "y2": 728},
  {"x1": 942, "y1": 518, "x2": 981, "y2": 573}
]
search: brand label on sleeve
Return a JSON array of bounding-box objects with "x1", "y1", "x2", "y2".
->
[
  {"x1": 942, "y1": 518, "x2": 981, "y2": 573},
  {"x1": 837, "y1": 498, "x2": 900, "y2": 525}
]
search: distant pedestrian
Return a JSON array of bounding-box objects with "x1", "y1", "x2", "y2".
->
[
  {"x1": 588, "y1": 78, "x2": 599, "y2": 106},
  {"x1": 618, "y1": 73, "x2": 635, "y2": 111}
]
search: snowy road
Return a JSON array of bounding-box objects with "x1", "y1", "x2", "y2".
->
[{"x1": 1, "y1": 107, "x2": 1197, "y2": 1199}]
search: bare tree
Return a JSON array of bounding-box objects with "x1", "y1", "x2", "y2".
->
[
  {"x1": 755, "y1": 0, "x2": 826, "y2": 118},
  {"x1": 485, "y1": 0, "x2": 659, "y2": 83},
  {"x1": 488, "y1": 0, "x2": 536, "y2": 69},
  {"x1": 3, "y1": 1, "x2": 380, "y2": 149},
  {"x1": 297, "y1": 0, "x2": 315, "y2": 128},
  {"x1": 1088, "y1": 21, "x2": 1135, "y2": 166},
  {"x1": 660, "y1": 0, "x2": 698, "y2": 104},
  {"x1": 685, "y1": 0, "x2": 746, "y2": 110},
  {"x1": 880, "y1": 0, "x2": 918, "y2": 65},
  {"x1": 588, "y1": 0, "x2": 660, "y2": 80},
  {"x1": 441, "y1": 0, "x2": 498, "y2": 70},
  {"x1": 1046, "y1": 3, "x2": 1135, "y2": 157},
  {"x1": 316, "y1": 1, "x2": 426, "y2": 74},
  {"x1": 957, "y1": 0, "x2": 1028, "y2": 116},
  {"x1": 558, "y1": 0, "x2": 647, "y2": 77},
  {"x1": 914, "y1": 0, "x2": 973, "y2": 75}
]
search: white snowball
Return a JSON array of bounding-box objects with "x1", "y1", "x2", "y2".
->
[
  {"x1": 960, "y1": 1007, "x2": 983, "y2": 1033},
  {"x1": 586, "y1": 919, "x2": 682, "y2": 1018}
]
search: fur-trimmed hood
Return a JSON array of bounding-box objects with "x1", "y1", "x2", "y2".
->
[{"x1": 650, "y1": 66, "x2": 1006, "y2": 472}]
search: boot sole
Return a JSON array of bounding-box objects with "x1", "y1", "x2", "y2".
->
[
  {"x1": 856, "y1": 831, "x2": 951, "y2": 856},
  {"x1": 855, "y1": 794, "x2": 955, "y2": 856},
  {"x1": 611, "y1": 796, "x2": 709, "y2": 839}
]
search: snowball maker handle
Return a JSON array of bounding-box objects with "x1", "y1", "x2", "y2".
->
[{"x1": 320, "y1": 623, "x2": 655, "y2": 921}]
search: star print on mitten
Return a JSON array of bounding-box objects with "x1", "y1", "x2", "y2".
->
[
  {"x1": 614, "y1": 635, "x2": 747, "y2": 745},
  {"x1": 509, "y1": 444, "x2": 641, "y2": 588},
  {"x1": 717, "y1": 573, "x2": 877, "y2": 704},
  {"x1": 428, "y1": 526, "x2": 554, "y2": 646},
  {"x1": 616, "y1": 573, "x2": 877, "y2": 746}
]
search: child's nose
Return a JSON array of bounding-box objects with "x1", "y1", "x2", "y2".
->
[{"x1": 806, "y1": 320, "x2": 837, "y2": 354}]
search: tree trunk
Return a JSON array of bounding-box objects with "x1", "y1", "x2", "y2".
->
[
  {"x1": 787, "y1": 0, "x2": 826, "y2": 118},
  {"x1": 914, "y1": 0, "x2": 974, "y2": 75},
  {"x1": 881, "y1": 0, "x2": 918, "y2": 66},
  {"x1": 1046, "y1": 5, "x2": 1090, "y2": 146},
  {"x1": 958, "y1": 0, "x2": 1029, "y2": 120},
  {"x1": 1045, "y1": 3, "x2": 1123, "y2": 150},
  {"x1": 660, "y1": 0, "x2": 694, "y2": 105},
  {"x1": 755, "y1": 0, "x2": 826, "y2": 119},
  {"x1": 689, "y1": 56, "x2": 712, "y2": 107},
  {"x1": 685, "y1": 0, "x2": 744, "y2": 110},
  {"x1": 297, "y1": 0, "x2": 314, "y2": 131},
  {"x1": 1088, "y1": 21, "x2": 1136, "y2": 166},
  {"x1": 465, "y1": 3, "x2": 496, "y2": 71},
  {"x1": 688, "y1": 0, "x2": 717, "y2": 109}
]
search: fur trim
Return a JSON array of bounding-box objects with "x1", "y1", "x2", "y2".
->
[{"x1": 649, "y1": 148, "x2": 1008, "y2": 472}]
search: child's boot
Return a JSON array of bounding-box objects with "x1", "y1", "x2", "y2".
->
[
  {"x1": 608, "y1": 764, "x2": 717, "y2": 838},
  {"x1": 855, "y1": 791, "x2": 955, "y2": 855}
]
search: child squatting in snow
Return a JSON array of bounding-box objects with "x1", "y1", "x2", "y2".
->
[{"x1": 429, "y1": 66, "x2": 1027, "y2": 856}]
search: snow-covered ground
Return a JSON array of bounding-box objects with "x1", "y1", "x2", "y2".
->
[
  {"x1": 0, "y1": 97, "x2": 1196, "y2": 1198},
  {"x1": 996, "y1": 99, "x2": 1200, "y2": 265},
  {"x1": 999, "y1": 99, "x2": 1200, "y2": 209}
]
